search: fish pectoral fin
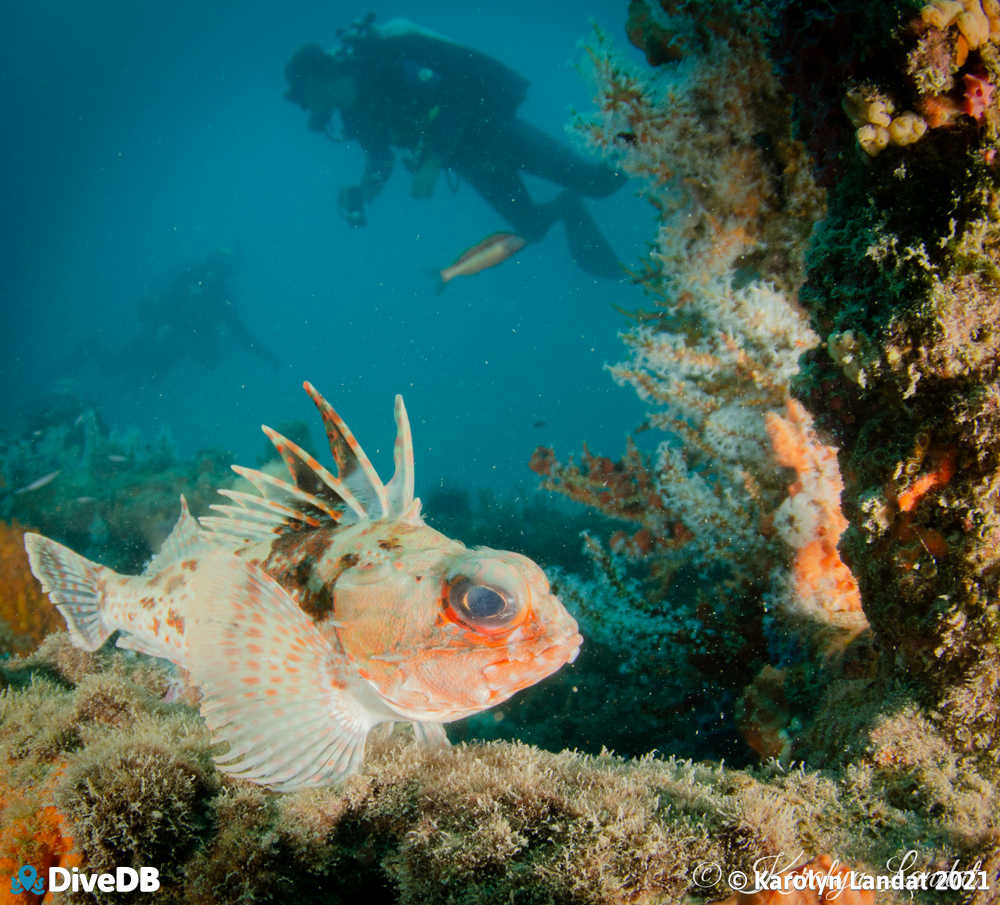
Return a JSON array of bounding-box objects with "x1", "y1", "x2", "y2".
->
[
  {"x1": 411, "y1": 721, "x2": 450, "y2": 750},
  {"x1": 116, "y1": 632, "x2": 175, "y2": 661},
  {"x1": 187, "y1": 556, "x2": 375, "y2": 792}
]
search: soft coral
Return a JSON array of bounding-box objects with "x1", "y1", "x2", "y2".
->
[{"x1": 961, "y1": 70, "x2": 995, "y2": 120}]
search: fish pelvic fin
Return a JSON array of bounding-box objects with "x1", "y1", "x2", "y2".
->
[
  {"x1": 188, "y1": 554, "x2": 376, "y2": 791},
  {"x1": 203, "y1": 385, "x2": 419, "y2": 544},
  {"x1": 23, "y1": 534, "x2": 115, "y2": 651},
  {"x1": 411, "y1": 721, "x2": 450, "y2": 750}
]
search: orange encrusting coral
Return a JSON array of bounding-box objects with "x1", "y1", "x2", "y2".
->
[
  {"x1": 896, "y1": 448, "x2": 956, "y2": 513},
  {"x1": 0, "y1": 767, "x2": 82, "y2": 905},
  {"x1": 888, "y1": 447, "x2": 957, "y2": 568},
  {"x1": 765, "y1": 400, "x2": 864, "y2": 624},
  {"x1": 0, "y1": 520, "x2": 64, "y2": 651}
]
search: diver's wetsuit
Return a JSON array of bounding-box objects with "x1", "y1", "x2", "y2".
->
[{"x1": 318, "y1": 24, "x2": 625, "y2": 278}]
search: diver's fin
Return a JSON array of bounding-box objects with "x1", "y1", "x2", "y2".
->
[
  {"x1": 559, "y1": 192, "x2": 623, "y2": 280},
  {"x1": 144, "y1": 496, "x2": 224, "y2": 574},
  {"x1": 24, "y1": 534, "x2": 114, "y2": 651},
  {"x1": 187, "y1": 553, "x2": 374, "y2": 791}
]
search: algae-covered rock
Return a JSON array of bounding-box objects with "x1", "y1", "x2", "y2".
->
[
  {"x1": 1, "y1": 639, "x2": 996, "y2": 904},
  {"x1": 783, "y1": 0, "x2": 1000, "y2": 760}
]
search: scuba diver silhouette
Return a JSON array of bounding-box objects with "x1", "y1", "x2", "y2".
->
[
  {"x1": 284, "y1": 15, "x2": 626, "y2": 279},
  {"x1": 61, "y1": 251, "x2": 277, "y2": 385}
]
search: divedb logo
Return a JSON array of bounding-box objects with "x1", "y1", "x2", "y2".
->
[{"x1": 10, "y1": 864, "x2": 160, "y2": 895}]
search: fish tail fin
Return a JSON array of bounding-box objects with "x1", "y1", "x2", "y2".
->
[
  {"x1": 23, "y1": 533, "x2": 115, "y2": 651},
  {"x1": 430, "y1": 267, "x2": 447, "y2": 294}
]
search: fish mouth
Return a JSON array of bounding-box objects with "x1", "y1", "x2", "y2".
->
[
  {"x1": 533, "y1": 618, "x2": 583, "y2": 669},
  {"x1": 481, "y1": 626, "x2": 583, "y2": 693}
]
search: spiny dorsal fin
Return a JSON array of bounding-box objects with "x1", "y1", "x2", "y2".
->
[
  {"x1": 145, "y1": 496, "x2": 224, "y2": 574},
  {"x1": 204, "y1": 386, "x2": 419, "y2": 544},
  {"x1": 385, "y1": 394, "x2": 414, "y2": 515},
  {"x1": 261, "y1": 425, "x2": 367, "y2": 520},
  {"x1": 303, "y1": 381, "x2": 390, "y2": 518}
]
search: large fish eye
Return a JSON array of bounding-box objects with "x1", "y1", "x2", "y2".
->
[{"x1": 447, "y1": 578, "x2": 522, "y2": 633}]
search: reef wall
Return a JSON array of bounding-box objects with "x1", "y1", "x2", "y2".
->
[
  {"x1": 538, "y1": 0, "x2": 1000, "y2": 772},
  {"x1": 784, "y1": 0, "x2": 1000, "y2": 760},
  {"x1": 533, "y1": 0, "x2": 869, "y2": 763}
]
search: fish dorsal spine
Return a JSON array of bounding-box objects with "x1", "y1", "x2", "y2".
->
[
  {"x1": 144, "y1": 495, "x2": 224, "y2": 574},
  {"x1": 199, "y1": 383, "x2": 418, "y2": 545}
]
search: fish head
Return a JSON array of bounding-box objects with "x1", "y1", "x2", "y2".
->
[
  {"x1": 502, "y1": 234, "x2": 527, "y2": 255},
  {"x1": 332, "y1": 530, "x2": 581, "y2": 723}
]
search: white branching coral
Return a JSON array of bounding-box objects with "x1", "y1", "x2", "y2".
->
[
  {"x1": 544, "y1": 21, "x2": 855, "y2": 626},
  {"x1": 577, "y1": 24, "x2": 824, "y2": 297},
  {"x1": 567, "y1": 20, "x2": 827, "y2": 567},
  {"x1": 585, "y1": 36, "x2": 822, "y2": 563},
  {"x1": 610, "y1": 279, "x2": 818, "y2": 566}
]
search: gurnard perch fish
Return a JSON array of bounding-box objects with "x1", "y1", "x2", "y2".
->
[{"x1": 25, "y1": 382, "x2": 582, "y2": 792}]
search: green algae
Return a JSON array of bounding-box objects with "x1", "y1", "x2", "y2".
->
[{"x1": 1, "y1": 635, "x2": 996, "y2": 904}]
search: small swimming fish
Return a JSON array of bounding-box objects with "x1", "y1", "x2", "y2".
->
[
  {"x1": 13, "y1": 469, "x2": 61, "y2": 495},
  {"x1": 25, "y1": 383, "x2": 581, "y2": 792},
  {"x1": 439, "y1": 232, "x2": 526, "y2": 288}
]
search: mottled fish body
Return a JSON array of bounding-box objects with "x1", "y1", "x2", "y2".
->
[
  {"x1": 25, "y1": 382, "x2": 581, "y2": 792},
  {"x1": 439, "y1": 232, "x2": 526, "y2": 285}
]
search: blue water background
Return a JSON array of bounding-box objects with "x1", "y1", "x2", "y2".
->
[{"x1": 2, "y1": 0, "x2": 651, "y2": 500}]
